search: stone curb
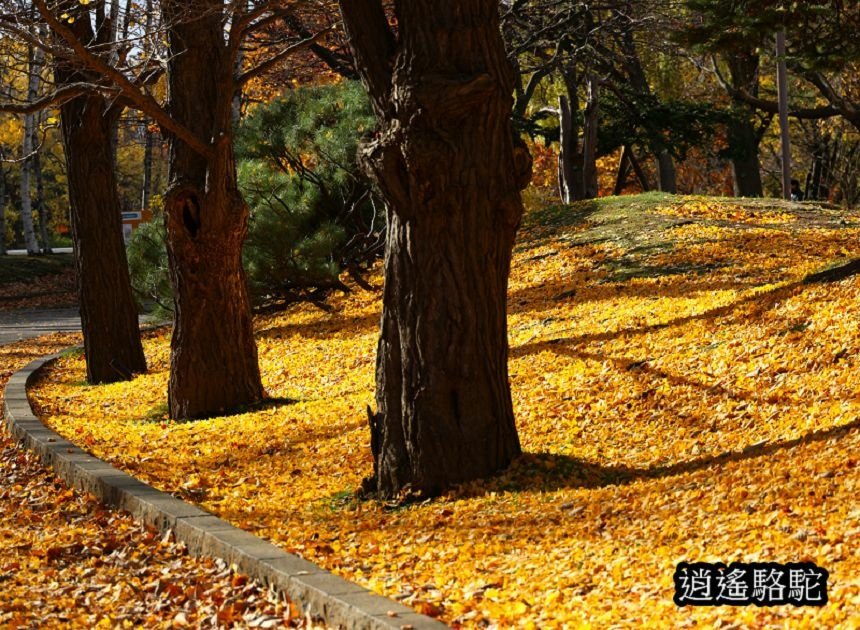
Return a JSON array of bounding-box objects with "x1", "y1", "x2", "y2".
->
[{"x1": 3, "y1": 355, "x2": 448, "y2": 630}]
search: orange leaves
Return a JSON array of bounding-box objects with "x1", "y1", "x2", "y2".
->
[
  {"x1": 0, "y1": 336, "x2": 311, "y2": 629},
  {"x1": 28, "y1": 194, "x2": 860, "y2": 627}
]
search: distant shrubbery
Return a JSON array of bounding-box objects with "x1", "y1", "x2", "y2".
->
[{"x1": 127, "y1": 81, "x2": 382, "y2": 312}]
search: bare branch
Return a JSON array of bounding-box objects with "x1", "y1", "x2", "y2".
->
[
  {"x1": 0, "y1": 81, "x2": 107, "y2": 113},
  {"x1": 237, "y1": 25, "x2": 332, "y2": 85},
  {"x1": 31, "y1": 0, "x2": 212, "y2": 158}
]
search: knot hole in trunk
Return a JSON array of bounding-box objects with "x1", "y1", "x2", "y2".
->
[{"x1": 181, "y1": 193, "x2": 201, "y2": 238}]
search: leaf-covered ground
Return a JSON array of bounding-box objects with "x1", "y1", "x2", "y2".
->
[
  {"x1": 31, "y1": 194, "x2": 860, "y2": 628},
  {"x1": 0, "y1": 254, "x2": 77, "y2": 311},
  {"x1": 0, "y1": 336, "x2": 309, "y2": 629}
]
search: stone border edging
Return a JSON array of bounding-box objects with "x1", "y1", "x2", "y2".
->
[{"x1": 3, "y1": 355, "x2": 448, "y2": 630}]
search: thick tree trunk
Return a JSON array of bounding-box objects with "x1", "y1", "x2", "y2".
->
[
  {"x1": 655, "y1": 148, "x2": 677, "y2": 194},
  {"x1": 342, "y1": 0, "x2": 530, "y2": 499},
  {"x1": 58, "y1": 93, "x2": 147, "y2": 383},
  {"x1": 162, "y1": 0, "x2": 263, "y2": 420},
  {"x1": 725, "y1": 50, "x2": 764, "y2": 197},
  {"x1": 727, "y1": 112, "x2": 764, "y2": 197}
]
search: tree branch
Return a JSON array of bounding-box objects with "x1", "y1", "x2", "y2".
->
[
  {"x1": 31, "y1": 0, "x2": 212, "y2": 158},
  {"x1": 804, "y1": 70, "x2": 860, "y2": 121},
  {"x1": 237, "y1": 26, "x2": 333, "y2": 85},
  {"x1": 712, "y1": 57, "x2": 840, "y2": 121},
  {"x1": 0, "y1": 82, "x2": 107, "y2": 114}
]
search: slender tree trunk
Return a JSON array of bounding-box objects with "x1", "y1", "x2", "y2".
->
[
  {"x1": 776, "y1": 29, "x2": 792, "y2": 200},
  {"x1": 32, "y1": 125, "x2": 52, "y2": 253},
  {"x1": 558, "y1": 95, "x2": 582, "y2": 202},
  {"x1": 0, "y1": 162, "x2": 6, "y2": 255},
  {"x1": 628, "y1": 146, "x2": 651, "y2": 191},
  {"x1": 582, "y1": 74, "x2": 600, "y2": 199},
  {"x1": 557, "y1": 67, "x2": 583, "y2": 202},
  {"x1": 617, "y1": 13, "x2": 676, "y2": 194},
  {"x1": 614, "y1": 146, "x2": 630, "y2": 195},
  {"x1": 809, "y1": 137, "x2": 826, "y2": 200},
  {"x1": 162, "y1": 0, "x2": 263, "y2": 420},
  {"x1": 342, "y1": 0, "x2": 531, "y2": 499},
  {"x1": 141, "y1": 122, "x2": 153, "y2": 211},
  {"x1": 19, "y1": 44, "x2": 42, "y2": 255},
  {"x1": 58, "y1": 93, "x2": 147, "y2": 383}
]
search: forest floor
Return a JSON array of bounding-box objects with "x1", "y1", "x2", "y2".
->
[
  {"x1": 0, "y1": 336, "x2": 307, "y2": 628},
  {"x1": 0, "y1": 253, "x2": 77, "y2": 311},
  {"x1": 28, "y1": 192, "x2": 860, "y2": 628}
]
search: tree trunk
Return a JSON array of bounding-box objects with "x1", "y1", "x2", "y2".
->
[
  {"x1": 32, "y1": 125, "x2": 53, "y2": 253},
  {"x1": 616, "y1": 13, "x2": 675, "y2": 194},
  {"x1": 141, "y1": 122, "x2": 153, "y2": 211},
  {"x1": 776, "y1": 29, "x2": 792, "y2": 200},
  {"x1": 0, "y1": 162, "x2": 6, "y2": 255},
  {"x1": 725, "y1": 51, "x2": 764, "y2": 197},
  {"x1": 53, "y1": 6, "x2": 147, "y2": 383},
  {"x1": 19, "y1": 46, "x2": 41, "y2": 255},
  {"x1": 162, "y1": 0, "x2": 263, "y2": 420},
  {"x1": 655, "y1": 148, "x2": 677, "y2": 193},
  {"x1": 341, "y1": 0, "x2": 530, "y2": 499},
  {"x1": 557, "y1": 67, "x2": 583, "y2": 203},
  {"x1": 614, "y1": 145, "x2": 631, "y2": 195},
  {"x1": 558, "y1": 94, "x2": 583, "y2": 202},
  {"x1": 727, "y1": 112, "x2": 764, "y2": 197},
  {"x1": 582, "y1": 74, "x2": 600, "y2": 199},
  {"x1": 58, "y1": 93, "x2": 147, "y2": 383}
]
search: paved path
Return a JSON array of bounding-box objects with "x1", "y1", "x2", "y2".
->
[{"x1": 0, "y1": 308, "x2": 81, "y2": 345}]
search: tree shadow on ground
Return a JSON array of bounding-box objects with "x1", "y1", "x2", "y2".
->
[
  {"x1": 257, "y1": 310, "x2": 380, "y2": 341},
  {"x1": 484, "y1": 417, "x2": 860, "y2": 496},
  {"x1": 507, "y1": 269, "x2": 769, "y2": 316},
  {"x1": 510, "y1": 281, "x2": 803, "y2": 359}
]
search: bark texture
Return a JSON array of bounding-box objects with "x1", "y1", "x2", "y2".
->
[
  {"x1": 557, "y1": 67, "x2": 583, "y2": 203},
  {"x1": 58, "y1": 93, "x2": 147, "y2": 383},
  {"x1": 726, "y1": 51, "x2": 764, "y2": 197},
  {"x1": 54, "y1": 8, "x2": 147, "y2": 384},
  {"x1": 19, "y1": 42, "x2": 42, "y2": 255},
  {"x1": 32, "y1": 131, "x2": 52, "y2": 253},
  {"x1": 342, "y1": 0, "x2": 531, "y2": 498},
  {"x1": 162, "y1": 0, "x2": 263, "y2": 420},
  {"x1": 582, "y1": 74, "x2": 600, "y2": 199},
  {"x1": 0, "y1": 162, "x2": 6, "y2": 255}
]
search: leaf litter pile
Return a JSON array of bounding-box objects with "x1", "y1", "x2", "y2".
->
[
  {"x1": 0, "y1": 336, "x2": 308, "y2": 629},
  {"x1": 31, "y1": 194, "x2": 860, "y2": 628}
]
